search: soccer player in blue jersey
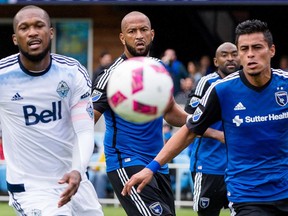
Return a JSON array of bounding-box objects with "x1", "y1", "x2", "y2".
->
[
  {"x1": 0, "y1": 5, "x2": 103, "y2": 215},
  {"x1": 122, "y1": 19, "x2": 288, "y2": 216},
  {"x1": 92, "y1": 11, "x2": 188, "y2": 216},
  {"x1": 185, "y1": 42, "x2": 240, "y2": 216}
]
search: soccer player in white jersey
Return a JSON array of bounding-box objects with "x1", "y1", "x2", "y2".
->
[
  {"x1": 0, "y1": 5, "x2": 103, "y2": 215},
  {"x1": 122, "y1": 19, "x2": 288, "y2": 215}
]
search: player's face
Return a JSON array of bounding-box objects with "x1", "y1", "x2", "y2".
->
[
  {"x1": 215, "y1": 45, "x2": 240, "y2": 76},
  {"x1": 120, "y1": 15, "x2": 154, "y2": 58},
  {"x1": 237, "y1": 32, "x2": 275, "y2": 77},
  {"x1": 12, "y1": 8, "x2": 53, "y2": 62}
]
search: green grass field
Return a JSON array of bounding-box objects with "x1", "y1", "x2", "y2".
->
[{"x1": 0, "y1": 202, "x2": 231, "y2": 216}]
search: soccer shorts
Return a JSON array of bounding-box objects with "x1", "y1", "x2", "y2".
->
[
  {"x1": 107, "y1": 165, "x2": 175, "y2": 216},
  {"x1": 9, "y1": 179, "x2": 103, "y2": 216},
  {"x1": 192, "y1": 172, "x2": 228, "y2": 216},
  {"x1": 229, "y1": 198, "x2": 288, "y2": 216}
]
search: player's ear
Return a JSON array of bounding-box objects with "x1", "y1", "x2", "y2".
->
[
  {"x1": 269, "y1": 44, "x2": 276, "y2": 58},
  {"x1": 213, "y1": 57, "x2": 219, "y2": 67},
  {"x1": 12, "y1": 34, "x2": 18, "y2": 45},
  {"x1": 119, "y1": 33, "x2": 125, "y2": 45},
  {"x1": 151, "y1": 29, "x2": 155, "y2": 41},
  {"x1": 50, "y1": 27, "x2": 54, "y2": 40}
]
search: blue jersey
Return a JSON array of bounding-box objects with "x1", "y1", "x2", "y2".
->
[
  {"x1": 185, "y1": 72, "x2": 226, "y2": 175},
  {"x1": 187, "y1": 69, "x2": 288, "y2": 202},
  {"x1": 92, "y1": 54, "x2": 168, "y2": 174}
]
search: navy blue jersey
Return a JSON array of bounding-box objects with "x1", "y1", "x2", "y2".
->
[
  {"x1": 185, "y1": 72, "x2": 226, "y2": 175},
  {"x1": 187, "y1": 69, "x2": 288, "y2": 202},
  {"x1": 92, "y1": 54, "x2": 168, "y2": 174}
]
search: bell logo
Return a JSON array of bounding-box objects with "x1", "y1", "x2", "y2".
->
[{"x1": 23, "y1": 101, "x2": 62, "y2": 126}]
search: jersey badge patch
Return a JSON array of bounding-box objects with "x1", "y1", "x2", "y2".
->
[
  {"x1": 200, "y1": 197, "x2": 210, "y2": 208},
  {"x1": 149, "y1": 202, "x2": 163, "y2": 216},
  {"x1": 192, "y1": 107, "x2": 203, "y2": 122},
  {"x1": 56, "y1": 81, "x2": 69, "y2": 98},
  {"x1": 275, "y1": 90, "x2": 288, "y2": 106},
  {"x1": 190, "y1": 96, "x2": 200, "y2": 108},
  {"x1": 91, "y1": 89, "x2": 102, "y2": 102},
  {"x1": 86, "y1": 101, "x2": 94, "y2": 119}
]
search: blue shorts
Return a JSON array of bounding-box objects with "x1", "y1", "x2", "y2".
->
[{"x1": 230, "y1": 198, "x2": 288, "y2": 216}]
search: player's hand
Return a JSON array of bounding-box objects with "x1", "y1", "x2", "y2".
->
[
  {"x1": 57, "y1": 170, "x2": 81, "y2": 208},
  {"x1": 121, "y1": 168, "x2": 153, "y2": 196}
]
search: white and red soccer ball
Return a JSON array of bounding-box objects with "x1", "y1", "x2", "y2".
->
[{"x1": 107, "y1": 57, "x2": 173, "y2": 123}]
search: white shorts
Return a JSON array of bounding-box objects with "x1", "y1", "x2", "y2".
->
[{"x1": 9, "y1": 180, "x2": 104, "y2": 216}]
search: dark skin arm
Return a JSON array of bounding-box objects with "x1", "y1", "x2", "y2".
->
[
  {"x1": 163, "y1": 98, "x2": 188, "y2": 127},
  {"x1": 57, "y1": 170, "x2": 81, "y2": 207}
]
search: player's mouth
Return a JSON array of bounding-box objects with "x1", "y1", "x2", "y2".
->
[
  {"x1": 136, "y1": 41, "x2": 145, "y2": 49},
  {"x1": 28, "y1": 39, "x2": 42, "y2": 49},
  {"x1": 247, "y1": 62, "x2": 258, "y2": 69},
  {"x1": 226, "y1": 63, "x2": 236, "y2": 69}
]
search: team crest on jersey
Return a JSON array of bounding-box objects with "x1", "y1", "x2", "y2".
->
[
  {"x1": 91, "y1": 89, "x2": 102, "y2": 102},
  {"x1": 27, "y1": 209, "x2": 41, "y2": 216},
  {"x1": 200, "y1": 197, "x2": 210, "y2": 208},
  {"x1": 149, "y1": 202, "x2": 163, "y2": 215},
  {"x1": 56, "y1": 81, "x2": 69, "y2": 98},
  {"x1": 275, "y1": 91, "x2": 288, "y2": 106},
  {"x1": 189, "y1": 96, "x2": 200, "y2": 108},
  {"x1": 86, "y1": 101, "x2": 94, "y2": 119},
  {"x1": 192, "y1": 107, "x2": 203, "y2": 122}
]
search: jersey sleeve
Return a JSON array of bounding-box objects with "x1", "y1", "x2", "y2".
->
[
  {"x1": 91, "y1": 71, "x2": 109, "y2": 114},
  {"x1": 185, "y1": 77, "x2": 211, "y2": 114},
  {"x1": 186, "y1": 86, "x2": 222, "y2": 135}
]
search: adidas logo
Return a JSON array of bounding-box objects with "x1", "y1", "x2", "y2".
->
[
  {"x1": 11, "y1": 93, "x2": 23, "y2": 101},
  {"x1": 234, "y1": 102, "x2": 246, "y2": 111}
]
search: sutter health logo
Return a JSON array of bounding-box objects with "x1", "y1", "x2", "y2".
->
[{"x1": 233, "y1": 112, "x2": 288, "y2": 127}]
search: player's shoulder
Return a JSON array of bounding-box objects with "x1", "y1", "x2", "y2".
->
[
  {"x1": 272, "y1": 68, "x2": 288, "y2": 78},
  {"x1": 94, "y1": 55, "x2": 125, "y2": 90},
  {"x1": 0, "y1": 53, "x2": 19, "y2": 71},
  {"x1": 217, "y1": 70, "x2": 240, "y2": 84},
  {"x1": 199, "y1": 72, "x2": 220, "y2": 84},
  {"x1": 51, "y1": 53, "x2": 83, "y2": 67}
]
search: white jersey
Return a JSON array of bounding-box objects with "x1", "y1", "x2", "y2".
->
[{"x1": 0, "y1": 53, "x2": 93, "y2": 191}]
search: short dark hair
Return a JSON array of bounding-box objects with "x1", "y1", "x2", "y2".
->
[
  {"x1": 99, "y1": 51, "x2": 110, "y2": 58},
  {"x1": 235, "y1": 19, "x2": 273, "y2": 47}
]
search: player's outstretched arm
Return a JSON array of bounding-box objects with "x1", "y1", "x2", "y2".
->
[
  {"x1": 164, "y1": 98, "x2": 188, "y2": 127},
  {"x1": 57, "y1": 99, "x2": 95, "y2": 207},
  {"x1": 122, "y1": 125, "x2": 196, "y2": 195}
]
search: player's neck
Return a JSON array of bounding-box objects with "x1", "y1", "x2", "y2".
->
[{"x1": 20, "y1": 54, "x2": 51, "y2": 73}]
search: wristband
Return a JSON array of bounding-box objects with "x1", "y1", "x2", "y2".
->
[{"x1": 146, "y1": 160, "x2": 161, "y2": 174}]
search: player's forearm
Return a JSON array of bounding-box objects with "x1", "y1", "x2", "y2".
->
[
  {"x1": 71, "y1": 99, "x2": 95, "y2": 175},
  {"x1": 164, "y1": 100, "x2": 188, "y2": 127},
  {"x1": 72, "y1": 129, "x2": 94, "y2": 175}
]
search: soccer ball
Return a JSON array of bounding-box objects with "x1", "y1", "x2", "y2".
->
[{"x1": 107, "y1": 57, "x2": 173, "y2": 123}]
